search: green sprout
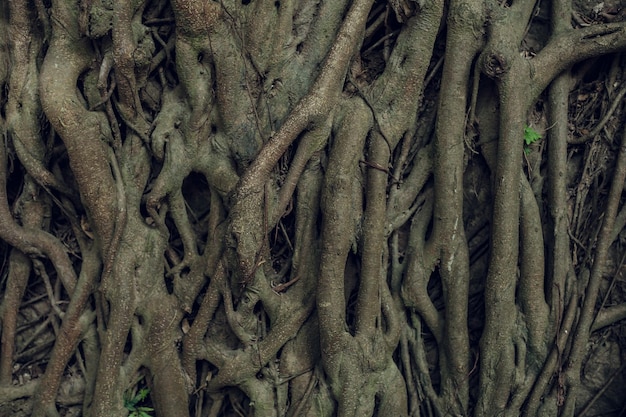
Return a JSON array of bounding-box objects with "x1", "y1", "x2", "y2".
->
[
  {"x1": 523, "y1": 125, "x2": 542, "y2": 154},
  {"x1": 124, "y1": 387, "x2": 154, "y2": 417}
]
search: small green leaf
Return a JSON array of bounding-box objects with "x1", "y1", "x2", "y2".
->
[
  {"x1": 523, "y1": 125, "x2": 542, "y2": 146},
  {"x1": 136, "y1": 407, "x2": 154, "y2": 412},
  {"x1": 124, "y1": 386, "x2": 152, "y2": 416},
  {"x1": 137, "y1": 388, "x2": 150, "y2": 401}
]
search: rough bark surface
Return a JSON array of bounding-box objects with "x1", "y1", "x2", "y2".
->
[{"x1": 1, "y1": 0, "x2": 626, "y2": 416}]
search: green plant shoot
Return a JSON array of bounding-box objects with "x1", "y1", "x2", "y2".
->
[
  {"x1": 124, "y1": 387, "x2": 154, "y2": 417},
  {"x1": 523, "y1": 125, "x2": 542, "y2": 154}
]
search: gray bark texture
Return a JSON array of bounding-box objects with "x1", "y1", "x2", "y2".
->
[{"x1": 1, "y1": 0, "x2": 626, "y2": 416}]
